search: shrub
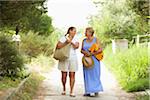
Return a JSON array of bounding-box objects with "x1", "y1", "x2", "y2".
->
[
  {"x1": 20, "y1": 31, "x2": 54, "y2": 57},
  {"x1": 0, "y1": 34, "x2": 24, "y2": 77},
  {"x1": 104, "y1": 44, "x2": 149, "y2": 92}
]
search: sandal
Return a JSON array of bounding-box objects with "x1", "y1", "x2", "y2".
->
[
  {"x1": 61, "y1": 91, "x2": 66, "y2": 95},
  {"x1": 70, "y1": 93, "x2": 76, "y2": 97}
]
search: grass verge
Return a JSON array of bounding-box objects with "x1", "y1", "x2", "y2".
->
[
  {"x1": 103, "y1": 45, "x2": 149, "y2": 92},
  {"x1": 9, "y1": 73, "x2": 45, "y2": 100}
]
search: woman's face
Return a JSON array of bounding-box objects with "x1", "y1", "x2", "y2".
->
[
  {"x1": 85, "y1": 30, "x2": 92, "y2": 38},
  {"x1": 69, "y1": 28, "x2": 76, "y2": 37}
]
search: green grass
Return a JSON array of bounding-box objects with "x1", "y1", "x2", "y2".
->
[
  {"x1": 124, "y1": 78, "x2": 149, "y2": 92},
  {"x1": 28, "y1": 54, "x2": 55, "y2": 72},
  {"x1": 136, "y1": 95, "x2": 149, "y2": 100},
  {"x1": 0, "y1": 77, "x2": 21, "y2": 90},
  {"x1": 104, "y1": 45, "x2": 149, "y2": 92},
  {"x1": 9, "y1": 73, "x2": 45, "y2": 100}
]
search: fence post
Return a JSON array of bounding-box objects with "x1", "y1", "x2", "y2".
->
[
  {"x1": 136, "y1": 35, "x2": 140, "y2": 47},
  {"x1": 112, "y1": 39, "x2": 116, "y2": 54}
]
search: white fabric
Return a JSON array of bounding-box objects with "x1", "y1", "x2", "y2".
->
[
  {"x1": 12, "y1": 34, "x2": 21, "y2": 42},
  {"x1": 59, "y1": 35, "x2": 78, "y2": 58},
  {"x1": 58, "y1": 57, "x2": 78, "y2": 72},
  {"x1": 58, "y1": 35, "x2": 78, "y2": 72}
]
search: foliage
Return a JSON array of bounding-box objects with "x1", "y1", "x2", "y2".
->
[
  {"x1": 20, "y1": 31, "x2": 53, "y2": 57},
  {"x1": 20, "y1": 30, "x2": 61, "y2": 57},
  {"x1": 9, "y1": 73, "x2": 44, "y2": 100},
  {"x1": 0, "y1": 77, "x2": 21, "y2": 90},
  {"x1": 0, "y1": 0, "x2": 54, "y2": 35},
  {"x1": 0, "y1": 34, "x2": 24, "y2": 77},
  {"x1": 103, "y1": 45, "x2": 149, "y2": 92},
  {"x1": 126, "y1": 0, "x2": 149, "y2": 18},
  {"x1": 29, "y1": 54, "x2": 54, "y2": 72},
  {"x1": 136, "y1": 94, "x2": 150, "y2": 100},
  {"x1": 90, "y1": 0, "x2": 149, "y2": 44},
  {"x1": 35, "y1": 14, "x2": 54, "y2": 35}
]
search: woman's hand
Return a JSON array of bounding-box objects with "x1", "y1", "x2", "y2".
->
[
  {"x1": 71, "y1": 42, "x2": 79, "y2": 49},
  {"x1": 66, "y1": 36, "x2": 73, "y2": 43},
  {"x1": 83, "y1": 51, "x2": 91, "y2": 57},
  {"x1": 66, "y1": 38, "x2": 72, "y2": 43}
]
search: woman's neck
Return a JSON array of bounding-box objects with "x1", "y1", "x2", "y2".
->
[
  {"x1": 69, "y1": 34, "x2": 74, "y2": 39},
  {"x1": 87, "y1": 36, "x2": 93, "y2": 40},
  {"x1": 86, "y1": 36, "x2": 94, "y2": 42}
]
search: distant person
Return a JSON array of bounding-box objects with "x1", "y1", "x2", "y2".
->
[{"x1": 12, "y1": 25, "x2": 21, "y2": 49}]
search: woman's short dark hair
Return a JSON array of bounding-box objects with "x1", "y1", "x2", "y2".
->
[{"x1": 86, "y1": 27, "x2": 94, "y2": 36}]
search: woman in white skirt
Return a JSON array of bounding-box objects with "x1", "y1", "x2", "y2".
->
[{"x1": 56, "y1": 27, "x2": 79, "y2": 97}]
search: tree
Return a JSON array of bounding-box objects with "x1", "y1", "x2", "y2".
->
[
  {"x1": 90, "y1": 0, "x2": 149, "y2": 44},
  {"x1": 0, "y1": 0, "x2": 54, "y2": 35}
]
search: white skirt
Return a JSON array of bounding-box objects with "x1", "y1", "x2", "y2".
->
[{"x1": 58, "y1": 55, "x2": 78, "y2": 72}]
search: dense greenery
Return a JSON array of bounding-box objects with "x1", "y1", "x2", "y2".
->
[
  {"x1": 0, "y1": 34, "x2": 24, "y2": 77},
  {"x1": 20, "y1": 30, "x2": 61, "y2": 58},
  {"x1": 104, "y1": 45, "x2": 149, "y2": 92},
  {"x1": 0, "y1": 77, "x2": 21, "y2": 90},
  {"x1": 127, "y1": 0, "x2": 149, "y2": 18},
  {"x1": 0, "y1": 0, "x2": 54, "y2": 35},
  {"x1": 9, "y1": 73, "x2": 44, "y2": 100},
  {"x1": 136, "y1": 94, "x2": 150, "y2": 100},
  {"x1": 91, "y1": 0, "x2": 149, "y2": 44}
]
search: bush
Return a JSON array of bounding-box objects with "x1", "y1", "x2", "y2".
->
[
  {"x1": 104, "y1": 45, "x2": 149, "y2": 92},
  {"x1": 20, "y1": 31, "x2": 54, "y2": 57},
  {"x1": 0, "y1": 34, "x2": 24, "y2": 77},
  {"x1": 20, "y1": 30, "x2": 61, "y2": 58}
]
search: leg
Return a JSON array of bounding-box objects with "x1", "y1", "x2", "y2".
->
[
  {"x1": 69, "y1": 72, "x2": 75, "y2": 96},
  {"x1": 61, "y1": 71, "x2": 67, "y2": 95}
]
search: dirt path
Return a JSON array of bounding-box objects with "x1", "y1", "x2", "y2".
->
[{"x1": 33, "y1": 51, "x2": 136, "y2": 100}]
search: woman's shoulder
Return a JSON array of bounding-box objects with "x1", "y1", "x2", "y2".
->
[
  {"x1": 84, "y1": 37, "x2": 88, "y2": 40},
  {"x1": 94, "y1": 37, "x2": 98, "y2": 41},
  {"x1": 82, "y1": 38, "x2": 87, "y2": 42},
  {"x1": 59, "y1": 35, "x2": 66, "y2": 43}
]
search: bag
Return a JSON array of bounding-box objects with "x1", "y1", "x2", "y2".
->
[
  {"x1": 82, "y1": 56, "x2": 94, "y2": 68},
  {"x1": 53, "y1": 44, "x2": 71, "y2": 61}
]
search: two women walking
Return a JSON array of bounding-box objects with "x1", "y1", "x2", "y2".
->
[{"x1": 55, "y1": 26, "x2": 103, "y2": 97}]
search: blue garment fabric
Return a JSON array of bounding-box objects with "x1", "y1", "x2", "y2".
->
[{"x1": 82, "y1": 37, "x2": 103, "y2": 94}]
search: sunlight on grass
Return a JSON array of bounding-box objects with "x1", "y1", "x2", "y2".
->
[
  {"x1": 27, "y1": 54, "x2": 55, "y2": 73},
  {"x1": 103, "y1": 45, "x2": 149, "y2": 92},
  {"x1": 0, "y1": 77, "x2": 21, "y2": 90},
  {"x1": 10, "y1": 73, "x2": 45, "y2": 100}
]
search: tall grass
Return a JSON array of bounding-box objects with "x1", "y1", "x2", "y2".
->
[
  {"x1": 20, "y1": 30, "x2": 61, "y2": 58},
  {"x1": 104, "y1": 44, "x2": 149, "y2": 92},
  {"x1": 20, "y1": 31, "x2": 53, "y2": 57}
]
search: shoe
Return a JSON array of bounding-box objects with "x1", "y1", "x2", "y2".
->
[
  {"x1": 95, "y1": 92, "x2": 99, "y2": 96},
  {"x1": 70, "y1": 93, "x2": 76, "y2": 97},
  {"x1": 89, "y1": 93, "x2": 95, "y2": 97},
  {"x1": 83, "y1": 94, "x2": 90, "y2": 96},
  {"x1": 61, "y1": 91, "x2": 66, "y2": 95}
]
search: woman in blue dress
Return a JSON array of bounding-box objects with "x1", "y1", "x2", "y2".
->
[{"x1": 81, "y1": 27, "x2": 103, "y2": 97}]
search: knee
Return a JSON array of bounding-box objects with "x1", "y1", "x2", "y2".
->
[{"x1": 69, "y1": 72, "x2": 75, "y2": 79}]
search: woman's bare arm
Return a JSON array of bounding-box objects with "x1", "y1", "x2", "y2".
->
[
  {"x1": 81, "y1": 40, "x2": 90, "y2": 56},
  {"x1": 56, "y1": 41, "x2": 69, "y2": 49}
]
